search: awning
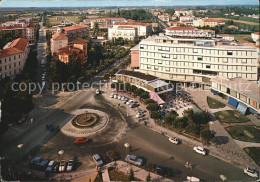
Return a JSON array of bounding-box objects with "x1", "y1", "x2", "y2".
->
[
  {"x1": 211, "y1": 89, "x2": 219, "y2": 95},
  {"x1": 149, "y1": 92, "x2": 165, "y2": 105},
  {"x1": 248, "y1": 107, "x2": 258, "y2": 116},
  {"x1": 236, "y1": 102, "x2": 248, "y2": 115},
  {"x1": 227, "y1": 97, "x2": 238, "y2": 108}
]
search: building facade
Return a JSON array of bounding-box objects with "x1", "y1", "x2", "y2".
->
[
  {"x1": 134, "y1": 35, "x2": 259, "y2": 86},
  {"x1": 62, "y1": 25, "x2": 89, "y2": 42},
  {"x1": 0, "y1": 38, "x2": 30, "y2": 78},
  {"x1": 108, "y1": 26, "x2": 137, "y2": 40},
  {"x1": 51, "y1": 33, "x2": 68, "y2": 55},
  {"x1": 83, "y1": 17, "x2": 126, "y2": 29},
  {"x1": 193, "y1": 18, "x2": 225, "y2": 27},
  {"x1": 166, "y1": 27, "x2": 215, "y2": 38}
]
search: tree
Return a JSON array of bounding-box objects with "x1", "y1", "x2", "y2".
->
[
  {"x1": 145, "y1": 98, "x2": 154, "y2": 105},
  {"x1": 146, "y1": 173, "x2": 151, "y2": 181},
  {"x1": 183, "y1": 108, "x2": 194, "y2": 119},
  {"x1": 201, "y1": 129, "x2": 214, "y2": 144},
  {"x1": 150, "y1": 111, "x2": 161, "y2": 120},
  {"x1": 164, "y1": 114, "x2": 174, "y2": 125},
  {"x1": 146, "y1": 103, "x2": 159, "y2": 111}
]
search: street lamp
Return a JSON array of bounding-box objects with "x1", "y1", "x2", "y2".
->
[
  {"x1": 124, "y1": 143, "x2": 129, "y2": 156},
  {"x1": 17, "y1": 144, "x2": 23, "y2": 161},
  {"x1": 58, "y1": 150, "x2": 64, "y2": 161}
]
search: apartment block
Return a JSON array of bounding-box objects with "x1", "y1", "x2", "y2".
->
[
  {"x1": 193, "y1": 18, "x2": 225, "y2": 27},
  {"x1": 51, "y1": 33, "x2": 68, "y2": 55},
  {"x1": 166, "y1": 27, "x2": 215, "y2": 38},
  {"x1": 62, "y1": 25, "x2": 89, "y2": 42},
  {"x1": 0, "y1": 22, "x2": 36, "y2": 44},
  {"x1": 83, "y1": 17, "x2": 126, "y2": 29},
  {"x1": 135, "y1": 35, "x2": 259, "y2": 85},
  {"x1": 108, "y1": 26, "x2": 137, "y2": 40},
  {"x1": 0, "y1": 38, "x2": 30, "y2": 78}
]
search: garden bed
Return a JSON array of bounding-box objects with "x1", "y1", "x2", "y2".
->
[
  {"x1": 244, "y1": 147, "x2": 260, "y2": 166},
  {"x1": 214, "y1": 110, "x2": 250, "y2": 123},
  {"x1": 207, "y1": 96, "x2": 226, "y2": 109},
  {"x1": 226, "y1": 125, "x2": 260, "y2": 143}
]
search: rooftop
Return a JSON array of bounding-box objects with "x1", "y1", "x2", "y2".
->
[
  {"x1": 167, "y1": 26, "x2": 197, "y2": 31},
  {"x1": 62, "y1": 25, "x2": 88, "y2": 31},
  {"x1": 84, "y1": 17, "x2": 125, "y2": 21},
  {"x1": 211, "y1": 77, "x2": 260, "y2": 103},
  {"x1": 71, "y1": 38, "x2": 89, "y2": 44},
  {"x1": 202, "y1": 18, "x2": 224, "y2": 23},
  {"x1": 130, "y1": 44, "x2": 139, "y2": 51},
  {"x1": 0, "y1": 23, "x2": 35, "y2": 30},
  {"x1": 52, "y1": 33, "x2": 68, "y2": 40},
  {"x1": 116, "y1": 70, "x2": 157, "y2": 81},
  {"x1": 252, "y1": 32, "x2": 260, "y2": 35},
  {"x1": 57, "y1": 45, "x2": 82, "y2": 56},
  {"x1": 0, "y1": 38, "x2": 28, "y2": 58},
  {"x1": 113, "y1": 22, "x2": 151, "y2": 26}
]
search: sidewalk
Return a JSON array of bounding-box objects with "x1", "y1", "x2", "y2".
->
[
  {"x1": 101, "y1": 161, "x2": 173, "y2": 182},
  {"x1": 52, "y1": 169, "x2": 97, "y2": 181},
  {"x1": 103, "y1": 89, "x2": 260, "y2": 170}
]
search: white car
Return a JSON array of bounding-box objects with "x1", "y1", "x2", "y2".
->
[
  {"x1": 136, "y1": 112, "x2": 145, "y2": 118},
  {"x1": 113, "y1": 94, "x2": 118, "y2": 99},
  {"x1": 66, "y1": 159, "x2": 74, "y2": 172},
  {"x1": 59, "y1": 160, "x2": 66, "y2": 172},
  {"x1": 121, "y1": 96, "x2": 125, "y2": 100},
  {"x1": 110, "y1": 93, "x2": 114, "y2": 98},
  {"x1": 193, "y1": 146, "x2": 207, "y2": 155},
  {"x1": 169, "y1": 137, "x2": 181, "y2": 144},
  {"x1": 117, "y1": 95, "x2": 122, "y2": 99},
  {"x1": 92, "y1": 154, "x2": 103, "y2": 167},
  {"x1": 96, "y1": 89, "x2": 101, "y2": 94},
  {"x1": 244, "y1": 167, "x2": 259, "y2": 178},
  {"x1": 125, "y1": 155, "x2": 143, "y2": 166}
]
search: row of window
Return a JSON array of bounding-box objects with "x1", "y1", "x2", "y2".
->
[
  {"x1": 2, "y1": 68, "x2": 21, "y2": 78},
  {"x1": 139, "y1": 45, "x2": 256, "y2": 57},
  {"x1": 140, "y1": 57, "x2": 257, "y2": 66},
  {"x1": 0, "y1": 55, "x2": 21, "y2": 64},
  {"x1": 140, "y1": 64, "x2": 256, "y2": 79},
  {"x1": 2, "y1": 61, "x2": 22, "y2": 71}
]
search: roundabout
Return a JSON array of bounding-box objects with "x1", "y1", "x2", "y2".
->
[{"x1": 61, "y1": 109, "x2": 109, "y2": 137}]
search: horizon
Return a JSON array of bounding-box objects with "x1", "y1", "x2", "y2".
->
[{"x1": 0, "y1": 0, "x2": 259, "y2": 8}]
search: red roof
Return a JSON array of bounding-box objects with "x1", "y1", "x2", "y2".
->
[
  {"x1": 71, "y1": 38, "x2": 89, "y2": 44},
  {"x1": 0, "y1": 38, "x2": 28, "y2": 58},
  {"x1": 167, "y1": 26, "x2": 197, "y2": 30},
  {"x1": 57, "y1": 45, "x2": 82, "y2": 56},
  {"x1": 0, "y1": 23, "x2": 35, "y2": 30},
  {"x1": 113, "y1": 22, "x2": 151, "y2": 26},
  {"x1": 252, "y1": 32, "x2": 260, "y2": 35},
  {"x1": 52, "y1": 33, "x2": 68, "y2": 40},
  {"x1": 217, "y1": 34, "x2": 233, "y2": 37},
  {"x1": 62, "y1": 25, "x2": 88, "y2": 31},
  {"x1": 203, "y1": 18, "x2": 224, "y2": 23}
]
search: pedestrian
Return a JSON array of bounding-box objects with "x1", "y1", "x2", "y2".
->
[{"x1": 30, "y1": 118, "x2": 34, "y2": 124}]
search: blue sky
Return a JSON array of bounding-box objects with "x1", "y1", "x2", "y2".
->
[{"x1": 0, "y1": 0, "x2": 259, "y2": 7}]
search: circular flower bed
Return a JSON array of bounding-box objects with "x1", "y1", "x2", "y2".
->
[{"x1": 72, "y1": 112, "x2": 100, "y2": 129}]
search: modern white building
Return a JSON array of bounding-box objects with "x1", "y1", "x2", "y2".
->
[
  {"x1": 166, "y1": 27, "x2": 215, "y2": 38},
  {"x1": 217, "y1": 34, "x2": 235, "y2": 41},
  {"x1": 83, "y1": 17, "x2": 126, "y2": 29},
  {"x1": 134, "y1": 35, "x2": 259, "y2": 87},
  {"x1": 193, "y1": 18, "x2": 225, "y2": 27},
  {"x1": 175, "y1": 10, "x2": 193, "y2": 17},
  {"x1": 108, "y1": 26, "x2": 137, "y2": 40},
  {"x1": 251, "y1": 32, "x2": 260, "y2": 45}
]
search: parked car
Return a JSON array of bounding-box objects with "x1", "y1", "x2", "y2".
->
[
  {"x1": 244, "y1": 167, "x2": 259, "y2": 178},
  {"x1": 123, "y1": 98, "x2": 129, "y2": 104},
  {"x1": 30, "y1": 156, "x2": 48, "y2": 169},
  {"x1": 59, "y1": 160, "x2": 67, "y2": 172},
  {"x1": 30, "y1": 156, "x2": 43, "y2": 165},
  {"x1": 110, "y1": 93, "x2": 114, "y2": 98},
  {"x1": 125, "y1": 154, "x2": 143, "y2": 166},
  {"x1": 117, "y1": 95, "x2": 122, "y2": 100},
  {"x1": 92, "y1": 154, "x2": 103, "y2": 167},
  {"x1": 154, "y1": 165, "x2": 170, "y2": 177},
  {"x1": 126, "y1": 100, "x2": 135, "y2": 105},
  {"x1": 74, "y1": 137, "x2": 88, "y2": 144},
  {"x1": 136, "y1": 112, "x2": 145, "y2": 118},
  {"x1": 130, "y1": 103, "x2": 139, "y2": 108},
  {"x1": 121, "y1": 96, "x2": 125, "y2": 100},
  {"x1": 46, "y1": 160, "x2": 57, "y2": 172},
  {"x1": 113, "y1": 94, "x2": 118, "y2": 99},
  {"x1": 53, "y1": 162, "x2": 60, "y2": 173},
  {"x1": 46, "y1": 124, "x2": 54, "y2": 131},
  {"x1": 95, "y1": 89, "x2": 101, "y2": 94},
  {"x1": 193, "y1": 146, "x2": 207, "y2": 155},
  {"x1": 66, "y1": 160, "x2": 74, "y2": 172},
  {"x1": 169, "y1": 137, "x2": 181, "y2": 144}
]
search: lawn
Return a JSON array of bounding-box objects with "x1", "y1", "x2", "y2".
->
[
  {"x1": 65, "y1": 16, "x2": 80, "y2": 24},
  {"x1": 108, "y1": 168, "x2": 139, "y2": 181},
  {"x1": 244, "y1": 147, "x2": 260, "y2": 166},
  {"x1": 47, "y1": 16, "x2": 64, "y2": 25},
  {"x1": 207, "y1": 96, "x2": 226, "y2": 109},
  {"x1": 214, "y1": 110, "x2": 250, "y2": 123},
  {"x1": 226, "y1": 126, "x2": 260, "y2": 143},
  {"x1": 214, "y1": 18, "x2": 259, "y2": 25},
  {"x1": 232, "y1": 34, "x2": 253, "y2": 41}
]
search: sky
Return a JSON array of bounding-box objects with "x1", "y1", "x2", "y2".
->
[{"x1": 0, "y1": 0, "x2": 259, "y2": 7}]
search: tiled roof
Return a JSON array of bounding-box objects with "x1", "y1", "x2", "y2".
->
[
  {"x1": 167, "y1": 26, "x2": 197, "y2": 30},
  {"x1": 116, "y1": 70, "x2": 157, "y2": 81},
  {"x1": 71, "y1": 38, "x2": 89, "y2": 44},
  {"x1": 217, "y1": 34, "x2": 233, "y2": 37},
  {"x1": 203, "y1": 18, "x2": 224, "y2": 23},
  {"x1": 84, "y1": 17, "x2": 125, "y2": 21},
  {"x1": 0, "y1": 38, "x2": 28, "y2": 58},
  {"x1": 252, "y1": 32, "x2": 260, "y2": 35},
  {"x1": 52, "y1": 33, "x2": 68, "y2": 40},
  {"x1": 57, "y1": 45, "x2": 82, "y2": 56},
  {"x1": 113, "y1": 22, "x2": 151, "y2": 26},
  {"x1": 62, "y1": 25, "x2": 88, "y2": 31},
  {"x1": 0, "y1": 23, "x2": 35, "y2": 30}
]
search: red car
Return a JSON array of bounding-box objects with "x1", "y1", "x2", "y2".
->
[{"x1": 74, "y1": 137, "x2": 88, "y2": 144}]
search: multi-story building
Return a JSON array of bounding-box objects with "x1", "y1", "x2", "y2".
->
[
  {"x1": 56, "y1": 38, "x2": 88, "y2": 64},
  {"x1": 131, "y1": 44, "x2": 140, "y2": 69},
  {"x1": 167, "y1": 21, "x2": 184, "y2": 27},
  {"x1": 108, "y1": 26, "x2": 137, "y2": 40},
  {"x1": 158, "y1": 13, "x2": 170, "y2": 23},
  {"x1": 175, "y1": 10, "x2": 193, "y2": 17},
  {"x1": 217, "y1": 34, "x2": 235, "y2": 41},
  {"x1": 211, "y1": 77, "x2": 260, "y2": 115},
  {"x1": 179, "y1": 16, "x2": 199, "y2": 26},
  {"x1": 251, "y1": 32, "x2": 260, "y2": 45},
  {"x1": 193, "y1": 18, "x2": 225, "y2": 27},
  {"x1": 109, "y1": 22, "x2": 152, "y2": 39},
  {"x1": 0, "y1": 23, "x2": 36, "y2": 44},
  {"x1": 133, "y1": 35, "x2": 259, "y2": 88},
  {"x1": 0, "y1": 38, "x2": 29, "y2": 78},
  {"x1": 166, "y1": 27, "x2": 215, "y2": 38},
  {"x1": 51, "y1": 33, "x2": 68, "y2": 55},
  {"x1": 83, "y1": 17, "x2": 126, "y2": 29},
  {"x1": 62, "y1": 25, "x2": 89, "y2": 42}
]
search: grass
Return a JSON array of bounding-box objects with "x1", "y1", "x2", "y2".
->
[
  {"x1": 214, "y1": 110, "x2": 250, "y2": 123},
  {"x1": 226, "y1": 126, "x2": 260, "y2": 143},
  {"x1": 108, "y1": 168, "x2": 139, "y2": 181},
  {"x1": 232, "y1": 34, "x2": 253, "y2": 41},
  {"x1": 47, "y1": 16, "x2": 64, "y2": 25},
  {"x1": 244, "y1": 147, "x2": 260, "y2": 166},
  {"x1": 65, "y1": 16, "x2": 80, "y2": 24},
  {"x1": 214, "y1": 18, "x2": 259, "y2": 25},
  {"x1": 207, "y1": 96, "x2": 226, "y2": 109}
]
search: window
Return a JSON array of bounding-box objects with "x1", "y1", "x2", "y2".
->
[
  {"x1": 227, "y1": 51, "x2": 233, "y2": 55},
  {"x1": 198, "y1": 56, "x2": 203, "y2": 61},
  {"x1": 162, "y1": 54, "x2": 170, "y2": 58},
  {"x1": 193, "y1": 49, "x2": 198, "y2": 53},
  {"x1": 241, "y1": 59, "x2": 247, "y2": 64},
  {"x1": 206, "y1": 65, "x2": 211, "y2": 69},
  {"x1": 158, "y1": 60, "x2": 162, "y2": 64},
  {"x1": 173, "y1": 55, "x2": 177, "y2": 59}
]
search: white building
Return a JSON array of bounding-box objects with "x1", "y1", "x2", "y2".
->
[
  {"x1": 217, "y1": 34, "x2": 235, "y2": 41},
  {"x1": 108, "y1": 22, "x2": 152, "y2": 40},
  {"x1": 166, "y1": 26, "x2": 215, "y2": 38},
  {"x1": 135, "y1": 35, "x2": 259, "y2": 86},
  {"x1": 251, "y1": 32, "x2": 260, "y2": 45},
  {"x1": 175, "y1": 10, "x2": 193, "y2": 17},
  {"x1": 0, "y1": 38, "x2": 30, "y2": 78},
  {"x1": 158, "y1": 13, "x2": 170, "y2": 23},
  {"x1": 108, "y1": 26, "x2": 137, "y2": 40},
  {"x1": 51, "y1": 33, "x2": 68, "y2": 55},
  {"x1": 179, "y1": 16, "x2": 199, "y2": 26},
  {"x1": 193, "y1": 18, "x2": 225, "y2": 27},
  {"x1": 83, "y1": 17, "x2": 126, "y2": 29}
]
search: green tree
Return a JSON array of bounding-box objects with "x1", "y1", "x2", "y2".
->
[
  {"x1": 150, "y1": 111, "x2": 161, "y2": 120},
  {"x1": 146, "y1": 173, "x2": 151, "y2": 181},
  {"x1": 201, "y1": 129, "x2": 214, "y2": 144},
  {"x1": 128, "y1": 168, "x2": 135, "y2": 181},
  {"x1": 146, "y1": 103, "x2": 159, "y2": 111}
]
